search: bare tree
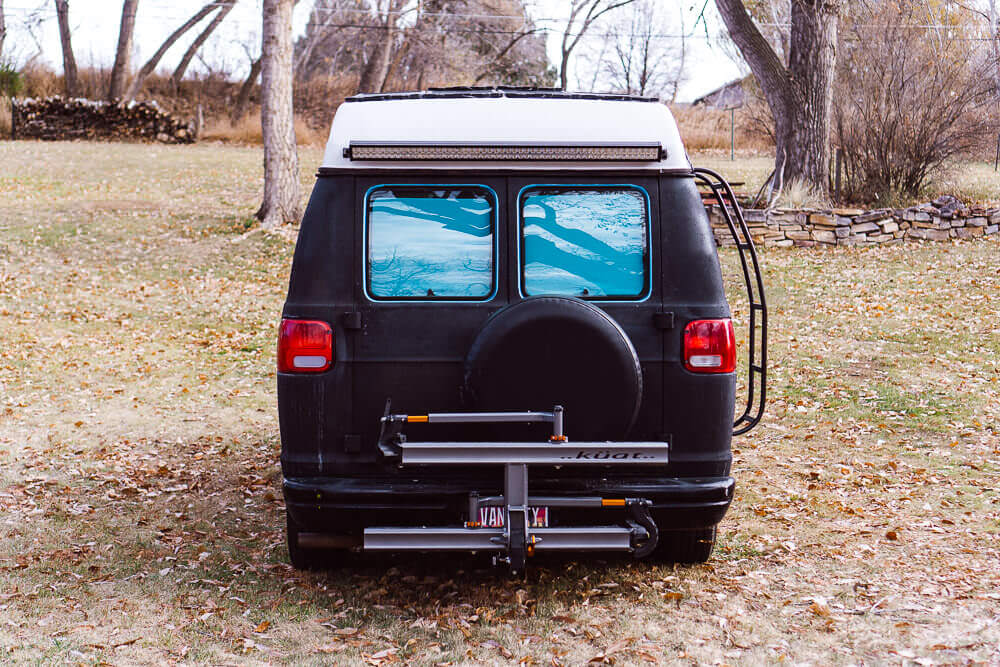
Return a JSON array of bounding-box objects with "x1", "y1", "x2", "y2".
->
[
  {"x1": 172, "y1": 0, "x2": 237, "y2": 87},
  {"x1": 232, "y1": 56, "x2": 262, "y2": 124},
  {"x1": 951, "y1": 0, "x2": 1000, "y2": 107},
  {"x1": 603, "y1": 0, "x2": 687, "y2": 100},
  {"x1": 714, "y1": 0, "x2": 841, "y2": 195},
  {"x1": 0, "y1": 0, "x2": 6, "y2": 61},
  {"x1": 987, "y1": 0, "x2": 1000, "y2": 106},
  {"x1": 258, "y1": 0, "x2": 301, "y2": 228},
  {"x1": 108, "y1": 0, "x2": 140, "y2": 100},
  {"x1": 295, "y1": 0, "x2": 343, "y2": 74},
  {"x1": 123, "y1": 2, "x2": 218, "y2": 100},
  {"x1": 558, "y1": 0, "x2": 636, "y2": 91},
  {"x1": 53, "y1": 1, "x2": 80, "y2": 96},
  {"x1": 471, "y1": 25, "x2": 546, "y2": 85},
  {"x1": 833, "y1": 1, "x2": 996, "y2": 200},
  {"x1": 358, "y1": 0, "x2": 408, "y2": 93}
]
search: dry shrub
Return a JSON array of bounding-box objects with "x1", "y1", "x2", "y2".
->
[
  {"x1": 777, "y1": 177, "x2": 830, "y2": 210},
  {"x1": 670, "y1": 104, "x2": 772, "y2": 152},
  {"x1": 292, "y1": 73, "x2": 356, "y2": 128},
  {"x1": 834, "y1": 4, "x2": 998, "y2": 203},
  {"x1": 201, "y1": 111, "x2": 326, "y2": 146},
  {"x1": 19, "y1": 63, "x2": 61, "y2": 98}
]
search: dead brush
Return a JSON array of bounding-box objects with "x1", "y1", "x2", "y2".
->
[
  {"x1": 776, "y1": 177, "x2": 830, "y2": 210},
  {"x1": 200, "y1": 111, "x2": 326, "y2": 146},
  {"x1": 670, "y1": 105, "x2": 772, "y2": 153}
]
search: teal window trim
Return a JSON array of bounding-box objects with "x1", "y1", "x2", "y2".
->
[
  {"x1": 516, "y1": 184, "x2": 653, "y2": 302},
  {"x1": 363, "y1": 184, "x2": 500, "y2": 302}
]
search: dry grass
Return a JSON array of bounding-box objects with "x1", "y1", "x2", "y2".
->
[
  {"x1": 201, "y1": 112, "x2": 328, "y2": 146},
  {"x1": 775, "y1": 177, "x2": 831, "y2": 210},
  {"x1": 671, "y1": 106, "x2": 771, "y2": 153},
  {"x1": 1, "y1": 140, "x2": 999, "y2": 664},
  {"x1": 689, "y1": 150, "x2": 1000, "y2": 207}
]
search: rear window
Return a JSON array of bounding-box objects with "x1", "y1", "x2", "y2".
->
[
  {"x1": 366, "y1": 185, "x2": 496, "y2": 300},
  {"x1": 519, "y1": 186, "x2": 649, "y2": 299}
]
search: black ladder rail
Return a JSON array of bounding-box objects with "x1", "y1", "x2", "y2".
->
[{"x1": 693, "y1": 167, "x2": 768, "y2": 436}]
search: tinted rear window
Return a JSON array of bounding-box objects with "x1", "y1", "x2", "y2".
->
[
  {"x1": 366, "y1": 186, "x2": 496, "y2": 300},
  {"x1": 519, "y1": 186, "x2": 649, "y2": 299}
]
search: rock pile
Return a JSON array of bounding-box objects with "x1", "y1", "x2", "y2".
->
[
  {"x1": 11, "y1": 97, "x2": 195, "y2": 144},
  {"x1": 710, "y1": 196, "x2": 1000, "y2": 248}
]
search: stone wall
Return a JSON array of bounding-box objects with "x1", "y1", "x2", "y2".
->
[{"x1": 709, "y1": 196, "x2": 1000, "y2": 248}]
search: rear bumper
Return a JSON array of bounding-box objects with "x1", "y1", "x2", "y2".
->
[{"x1": 284, "y1": 474, "x2": 735, "y2": 533}]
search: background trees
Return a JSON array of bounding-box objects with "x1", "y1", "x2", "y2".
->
[
  {"x1": 53, "y1": 0, "x2": 78, "y2": 97},
  {"x1": 0, "y1": 1, "x2": 7, "y2": 61},
  {"x1": 294, "y1": 0, "x2": 553, "y2": 92},
  {"x1": 714, "y1": 0, "x2": 841, "y2": 197},
  {"x1": 833, "y1": 1, "x2": 997, "y2": 200},
  {"x1": 557, "y1": 0, "x2": 636, "y2": 91},
  {"x1": 107, "y1": 0, "x2": 138, "y2": 100},
  {"x1": 258, "y1": 0, "x2": 301, "y2": 228},
  {"x1": 602, "y1": 0, "x2": 687, "y2": 100}
]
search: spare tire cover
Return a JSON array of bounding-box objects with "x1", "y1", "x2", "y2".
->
[{"x1": 464, "y1": 296, "x2": 642, "y2": 441}]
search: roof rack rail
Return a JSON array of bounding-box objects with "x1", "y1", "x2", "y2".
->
[{"x1": 344, "y1": 88, "x2": 661, "y2": 104}]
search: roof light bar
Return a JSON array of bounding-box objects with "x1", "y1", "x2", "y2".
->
[{"x1": 345, "y1": 142, "x2": 665, "y2": 162}]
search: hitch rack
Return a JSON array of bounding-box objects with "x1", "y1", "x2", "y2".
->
[{"x1": 365, "y1": 405, "x2": 667, "y2": 573}]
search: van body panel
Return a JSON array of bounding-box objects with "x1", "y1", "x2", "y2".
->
[{"x1": 279, "y1": 171, "x2": 735, "y2": 481}]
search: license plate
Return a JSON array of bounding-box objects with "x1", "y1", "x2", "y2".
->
[{"x1": 478, "y1": 506, "x2": 549, "y2": 528}]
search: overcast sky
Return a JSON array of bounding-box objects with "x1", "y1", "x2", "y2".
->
[{"x1": 1, "y1": 0, "x2": 745, "y2": 102}]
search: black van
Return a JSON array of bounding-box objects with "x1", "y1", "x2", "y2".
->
[{"x1": 278, "y1": 88, "x2": 766, "y2": 573}]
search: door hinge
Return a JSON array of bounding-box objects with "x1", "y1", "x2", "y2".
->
[
  {"x1": 652, "y1": 312, "x2": 675, "y2": 329},
  {"x1": 341, "y1": 312, "x2": 362, "y2": 330}
]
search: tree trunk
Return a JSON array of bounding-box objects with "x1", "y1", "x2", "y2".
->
[
  {"x1": 54, "y1": 1, "x2": 80, "y2": 97},
  {"x1": 257, "y1": 0, "x2": 301, "y2": 229},
  {"x1": 357, "y1": 28, "x2": 396, "y2": 93},
  {"x1": 0, "y1": 0, "x2": 7, "y2": 62},
  {"x1": 172, "y1": 0, "x2": 236, "y2": 87},
  {"x1": 231, "y1": 56, "x2": 262, "y2": 125},
  {"x1": 124, "y1": 2, "x2": 218, "y2": 101},
  {"x1": 989, "y1": 0, "x2": 1000, "y2": 109},
  {"x1": 358, "y1": 3, "x2": 401, "y2": 94},
  {"x1": 108, "y1": 0, "x2": 140, "y2": 101},
  {"x1": 714, "y1": 0, "x2": 840, "y2": 195},
  {"x1": 294, "y1": 2, "x2": 337, "y2": 77}
]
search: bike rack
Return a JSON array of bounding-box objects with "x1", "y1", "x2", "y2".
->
[
  {"x1": 694, "y1": 167, "x2": 768, "y2": 436},
  {"x1": 367, "y1": 404, "x2": 665, "y2": 574}
]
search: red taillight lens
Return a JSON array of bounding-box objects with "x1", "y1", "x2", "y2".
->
[
  {"x1": 683, "y1": 318, "x2": 736, "y2": 373},
  {"x1": 277, "y1": 319, "x2": 333, "y2": 373}
]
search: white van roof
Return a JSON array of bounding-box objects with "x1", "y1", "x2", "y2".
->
[{"x1": 320, "y1": 88, "x2": 690, "y2": 171}]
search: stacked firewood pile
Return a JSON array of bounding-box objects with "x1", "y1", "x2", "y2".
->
[{"x1": 11, "y1": 97, "x2": 195, "y2": 143}]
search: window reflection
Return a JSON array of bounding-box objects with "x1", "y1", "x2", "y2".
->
[
  {"x1": 521, "y1": 187, "x2": 648, "y2": 298},
  {"x1": 367, "y1": 186, "x2": 495, "y2": 299}
]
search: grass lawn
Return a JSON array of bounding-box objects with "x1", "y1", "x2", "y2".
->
[{"x1": 1, "y1": 140, "x2": 999, "y2": 665}]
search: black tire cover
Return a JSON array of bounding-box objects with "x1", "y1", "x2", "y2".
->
[{"x1": 464, "y1": 296, "x2": 642, "y2": 441}]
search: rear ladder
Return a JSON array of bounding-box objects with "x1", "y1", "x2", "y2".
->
[{"x1": 694, "y1": 167, "x2": 767, "y2": 435}]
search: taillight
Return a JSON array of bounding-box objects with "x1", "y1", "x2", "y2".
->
[
  {"x1": 278, "y1": 319, "x2": 333, "y2": 373},
  {"x1": 683, "y1": 319, "x2": 736, "y2": 373}
]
